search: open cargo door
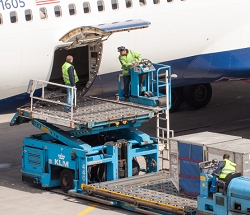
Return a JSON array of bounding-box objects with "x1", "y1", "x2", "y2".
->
[
  {"x1": 57, "y1": 19, "x2": 150, "y2": 96},
  {"x1": 60, "y1": 19, "x2": 150, "y2": 48}
]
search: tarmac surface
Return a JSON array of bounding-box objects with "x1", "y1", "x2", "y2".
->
[{"x1": 1, "y1": 78, "x2": 250, "y2": 215}]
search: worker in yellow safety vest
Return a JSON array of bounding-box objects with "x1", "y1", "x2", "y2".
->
[
  {"x1": 62, "y1": 55, "x2": 79, "y2": 112},
  {"x1": 214, "y1": 153, "x2": 236, "y2": 179},
  {"x1": 118, "y1": 46, "x2": 142, "y2": 100}
]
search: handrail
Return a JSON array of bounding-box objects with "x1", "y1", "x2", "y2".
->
[
  {"x1": 27, "y1": 79, "x2": 77, "y2": 121},
  {"x1": 154, "y1": 64, "x2": 171, "y2": 99}
]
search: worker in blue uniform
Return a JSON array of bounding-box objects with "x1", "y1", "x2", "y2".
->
[
  {"x1": 62, "y1": 55, "x2": 79, "y2": 112},
  {"x1": 118, "y1": 46, "x2": 142, "y2": 100},
  {"x1": 214, "y1": 153, "x2": 236, "y2": 180}
]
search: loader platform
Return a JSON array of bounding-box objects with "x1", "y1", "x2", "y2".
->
[
  {"x1": 11, "y1": 95, "x2": 164, "y2": 129},
  {"x1": 69, "y1": 171, "x2": 197, "y2": 215}
]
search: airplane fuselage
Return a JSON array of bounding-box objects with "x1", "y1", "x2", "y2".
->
[{"x1": 1, "y1": 0, "x2": 250, "y2": 111}]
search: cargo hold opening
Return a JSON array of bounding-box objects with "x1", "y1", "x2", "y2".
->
[
  {"x1": 50, "y1": 20, "x2": 151, "y2": 96},
  {"x1": 48, "y1": 44, "x2": 102, "y2": 96}
]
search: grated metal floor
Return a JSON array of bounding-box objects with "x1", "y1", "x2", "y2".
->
[
  {"x1": 16, "y1": 96, "x2": 163, "y2": 129},
  {"x1": 91, "y1": 171, "x2": 197, "y2": 210}
]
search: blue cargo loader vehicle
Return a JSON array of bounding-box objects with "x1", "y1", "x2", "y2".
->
[
  {"x1": 10, "y1": 61, "x2": 250, "y2": 214},
  {"x1": 10, "y1": 61, "x2": 172, "y2": 193}
]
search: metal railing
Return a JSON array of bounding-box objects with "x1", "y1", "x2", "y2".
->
[
  {"x1": 27, "y1": 79, "x2": 77, "y2": 120},
  {"x1": 155, "y1": 66, "x2": 176, "y2": 169}
]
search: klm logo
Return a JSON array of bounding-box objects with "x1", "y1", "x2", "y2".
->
[
  {"x1": 54, "y1": 159, "x2": 69, "y2": 167},
  {"x1": 54, "y1": 153, "x2": 69, "y2": 167}
]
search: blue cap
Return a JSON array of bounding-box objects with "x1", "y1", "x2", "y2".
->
[{"x1": 117, "y1": 46, "x2": 126, "y2": 52}]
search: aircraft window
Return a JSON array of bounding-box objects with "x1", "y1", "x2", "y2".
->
[
  {"x1": 10, "y1": 11, "x2": 17, "y2": 23},
  {"x1": 167, "y1": 0, "x2": 173, "y2": 2},
  {"x1": 97, "y1": 0, "x2": 104, "y2": 12},
  {"x1": 69, "y1": 4, "x2": 76, "y2": 15},
  {"x1": 39, "y1": 8, "x2": 47, "y2": 19},
  {"x1": 54, "y1": 5, "x2": 62, "y2": 17},
  {"x1": 111, "y1": 0, "x2": 119, "y2": 9},
  {"x1": 125, "y1": 0, "x2": 132, "y2": 8},
  {"x1": 25, "y1": 9, "x2": 33, "y2": 22},
  {"x1": 139, "y1": 0, "x2": 146, "y2": 6},
  {"x1": 83, "y1": 2, "x2": 91, "y2": 13},
  {"x1": 0, "y1": 14, "x2": 2, "y2": 25},
  {"x1": 153, "y1": 0, "x2": 160, "y2": 4}
]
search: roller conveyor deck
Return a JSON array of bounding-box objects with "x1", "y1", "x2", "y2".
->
[{"x1": 11, "y1": 96, "x2": 164, "y2": 129}]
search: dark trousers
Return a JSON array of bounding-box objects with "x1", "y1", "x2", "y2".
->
[{"x1": 123, "y1": 75, "x2": 130, "y2": 97}]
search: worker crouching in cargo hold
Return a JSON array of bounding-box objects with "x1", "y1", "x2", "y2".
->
[
  {"x1": 62, "y1": 55, "x2": 79, "y2": 112},
  {"x1": 214, "y1": 153, "x2": 236, "y2": 180},
  {"x1": 118, "y1": 46, "x2": 142, "y2": 101}
]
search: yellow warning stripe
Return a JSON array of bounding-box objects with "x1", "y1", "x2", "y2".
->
[
  {"x1": 77, "y1": 203, "x2": 98, "y2": 215},
  {"x1": 81, "y1": 184, "x2": 184, "y2": 212}
]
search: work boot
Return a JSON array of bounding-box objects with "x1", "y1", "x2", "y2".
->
[
  {"x1": 144, "y1": 91, "x2": 150, "y2": 97},
  {"x1": 65, "y1": 107, "x2": 78, "y2": 113},
  {"x1": 149, "y1": 91, "x2": 154, "y2": 97}
]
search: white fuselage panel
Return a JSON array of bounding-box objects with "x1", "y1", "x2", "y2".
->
[{"x1": 1, "y1": 0, "x2": 250, "y2": 99}]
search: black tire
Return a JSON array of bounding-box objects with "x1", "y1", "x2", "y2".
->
[
  {"x1": 170, "y1": 87, "x2": 184, "y2": 112},
  {"x1": 160, "y1": 87, "x2": 184, "y2": 112},
  {"x1": 183, "y1": 83, "x2": 212, "y2": 109},
  {"x1": 60, "y1": 169, "x2": 74, "y2": 193}
]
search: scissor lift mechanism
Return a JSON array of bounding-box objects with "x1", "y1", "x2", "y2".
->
[{"x1": 11, "y1": 93, "x2": 167, "y2": 188}]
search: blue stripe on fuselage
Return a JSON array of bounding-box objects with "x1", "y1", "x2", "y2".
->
[
  {"x1": 0, "y1": 90, "x2": 42, "y2": 114},
  {"x1": 1, "y1": 47, "x2": 250, "y2": 112},
  {"x1": 163, "y1": 47, "x2": 250, "y2": 87}
]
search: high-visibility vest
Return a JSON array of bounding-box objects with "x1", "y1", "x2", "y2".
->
[
  {"x1": 119, "y1": 50, "x2": 141, "y2": 76},
  {"x1": 62, "y1": 62, "x2": 79, "y2": 84},
  {"x1": 219, "y1": 159, "x2": 236, "y2": 179}
]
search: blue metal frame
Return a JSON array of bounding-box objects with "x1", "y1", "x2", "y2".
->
[
  {"x1": 21, "y1": 118, "x2": 160, "y2": 191},
  {"x1": 197, "y1": 161, "x2": 229, "y2": 215},
  {"x1": 22, "y1": 136, "x2": 119, "y2": 189},
  {"x1": 118, "y1": 62, "x2": 171, "y2": 108}
]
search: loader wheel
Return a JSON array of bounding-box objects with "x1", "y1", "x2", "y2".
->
[{"x1": 60, "y1": 169, "x2": 74, "y2": 193}]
